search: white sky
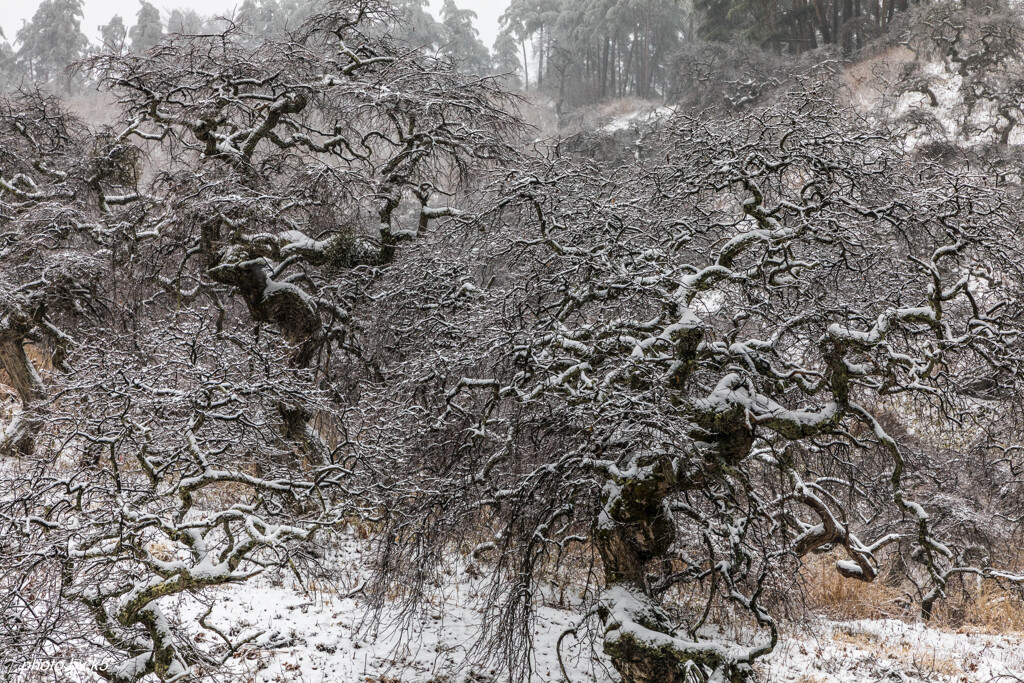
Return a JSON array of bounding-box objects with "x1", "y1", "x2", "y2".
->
[{"x1": 1, "y1": 0, "x2": 506, "y2": 48}]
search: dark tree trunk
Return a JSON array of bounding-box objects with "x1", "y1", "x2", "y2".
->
[
  {"x1": 814, "y1": 0, "x2": 833, "y2": 44},
  {"x1": 0, "y1": 334, "x2": 46, "y2": 454},
  {"x1": 594, "y1": 456, "x2": 751, "y2": 683}
]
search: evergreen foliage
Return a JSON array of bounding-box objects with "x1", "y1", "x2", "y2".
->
[
  {"x1": 129, "y1": 1, "x2": 164, "y2": 52},
  {"x1": 13, "y1": 0, "x2": 89, "y2": 86},
  {"x1": 99, "y1": 15, "x2": 128, "y2": 51}
]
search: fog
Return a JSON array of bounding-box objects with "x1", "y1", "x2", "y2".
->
[{"x1": 1, "y1": 0, "x2": 505, "y2": 46}]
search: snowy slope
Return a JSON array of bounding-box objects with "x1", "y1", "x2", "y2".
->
[
  {"x1": 21, "y1": 532, "x2": 1022, "y2": 682},
  {"x1": 183, "y1": 578, "x2": 1024, "y2": 683}
]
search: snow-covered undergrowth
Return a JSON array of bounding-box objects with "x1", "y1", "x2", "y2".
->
[
  {"x1": 597, "y1": 105, "x2": 676, "y2": 134},
  {"x1": 25, "y1": 534, "x2": 1021, "y2": 683},
  {"x1": 199, "y1": 592, "x2": 1024, "y2": 682},
  {"x1": 171, "y1": 577, "x2": 1024, "y2": 682},
  {"x1": 765, "y1": 620, "x2": 1023, "y2": 683}
]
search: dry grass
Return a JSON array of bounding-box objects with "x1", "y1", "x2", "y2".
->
[
  {"x1": 800, "y1": 551, "x2": 910, "y2": 620},
  {"x1": 799, "y1": 550, "x2": 1024, "y2": 635},
  {"x1": 839, "y1": 44, "x2": 916, "y2": 113},
  {"x1": 936, "y1": 581, "x2": 1024, "y2": 635},
  {"x1": 25, "y1": 344, "x2": 52, "y2": 371},
  {"x1": 823, "y1": 624, "x2": 966, "y2": 679},
  {"x1": 831, "y1": 628, "x2": 885, "y2": 648}
]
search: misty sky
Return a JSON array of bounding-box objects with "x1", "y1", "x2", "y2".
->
[{"x1": 1, "y1": 0, "x2": 506, "y2": 48}]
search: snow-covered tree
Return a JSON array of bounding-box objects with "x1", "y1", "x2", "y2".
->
[
  {"x1": 365, "y1": 87, "x2": 1024, "y2": 682},
  {"x1": 166, "y1": 8, "x2": 206, "y2": 35},
  {"x1": 896, "y1": 0, "x2": 1024, "y2": 148},
  {"x1": 99, "y1": 15, "x2": 128, "y2": 51},
  {"x1": 14, "y1": 0, "x2": 89, "y2": 86},
  {"x1": 0, "y1": 1, "x2": 519, "y2": 679},
  {"x1": 237, "y1": 0, "x2": 315, "y2": 36},
  {"x1": 129, "y1": 1, "x2": 164, "y2": 52},
  {"x1": 391, "y1": 0, "x2": 446, "y2": 48},
  {"x1": 492, "y1": 30, "x2": 523, "y2": 88},
  {"x1": 440, "y1": 0, "x2": 491, "y2": 74},
  {"x1": 0, "y1": 34, "x2": 16, "y2": 91},
  {"x1": 4, "y1": 3, "x2": 1024, "y2": 683}
]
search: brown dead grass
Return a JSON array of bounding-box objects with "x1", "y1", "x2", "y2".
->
[
  {"x1": 800, "y1": 551, "x2": 910, "y2": 620},
  {"x1": 840, "y1": 44, "x2": 915, "y2": 112},
  {"x1": 936, "y1": 581, "x2": 1024, "y2": 635},
  {"x1": 800, "y1": 550, "x2": 1024, "y2": 635},
  {"x1": 822, "y1": 624, "x2": 966, "y2": 679}
]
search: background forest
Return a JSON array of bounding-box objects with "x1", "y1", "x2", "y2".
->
[{"x1": 0, "y1": 0, "x2": 949, "y2": 102}]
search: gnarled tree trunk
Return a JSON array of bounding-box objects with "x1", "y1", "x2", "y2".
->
[
  {"x1": 0, "y1": 305, "x2": 47, "y2": 455},
  {"x1": 594, "y1": 456, "x2": 749, "y2": 683}
]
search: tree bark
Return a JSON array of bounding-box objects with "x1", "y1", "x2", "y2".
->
[
  {"x1": 0, "y1": 304, "x2": 47, "y2": 454},
  {"x1": 594, "y1": 456, "x2": 751, "y2": 683}
]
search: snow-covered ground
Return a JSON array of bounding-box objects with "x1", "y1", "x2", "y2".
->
[
  {"x1": 20, "y1": 535, "x2": 1024, "y2": 682},
  {"x1": 183, "y1": 575, "x2": 1024, "y2": 683},
  {"x1": 183, "y1": 575, "x2": 599, "y2": 682},
  {"x1": 597, "y1": 105, "x2": 676, "y2": 134},
  {"x1": 765, "y1": 620, "x2": 1024, "y2": 683},
  {"x1": 171, "y1": 535, "x2": 1024, "y2": 683}
]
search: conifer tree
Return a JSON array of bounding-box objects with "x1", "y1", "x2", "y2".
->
[
  {"x1": 167, "y1": 8, "x2": 205, "y2": 35},
  {"x1": 99, "y1": 15, "x2": 128, "y2": 50},
  {"x1": 129, "y1": 0, "x2": 164, "y2": 52},
  {"x1": 492, "y1": 30, "x2": 523, "y2": 88},
  {"x1": 14, "y1": 0, "x2": 89, "y2": 86},
  {"x1": 440, "y1": 0, "x2": 491, "y2": 73}
]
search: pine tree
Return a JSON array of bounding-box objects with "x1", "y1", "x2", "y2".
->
[
  {"x1": 392, "y1": 0, "x2": 445, "y2": 49},
  {"x1": 14, "y1": 0, "x2": 89, "y2": 86},
  {"x1": 440, "y1": 0, "x2": 491, "y2": 74},
  {"x1": 129, "y1": 1, "x2": 164, "y2": 52},
  {"x1": 492, "y1": 31, "x2": 523, "y2": 88},
  {"x1": 237, "y1": 0, "x2": 314, "y2": 38},
  {"x1": 497, "y1": 0, "x2": 543, "y2": 88},
  {"x1": 0, "y1": 36, "x2": 16, "y2": 91},
  {"x1": 498, "y1": 0, "x2": 686, "y2": 101},
  {"x1": 167, "y1": 8, "x2": 205, "y2": 35},
  {"x1": 99, "y1": 15, "x2": 128, "y2": 51},
  {"x1": 239, "y1": 0, "x2": 281, "y2": 36},
  {"x1": 276, "y1": 0, "x2": 315, "y2": 32}
]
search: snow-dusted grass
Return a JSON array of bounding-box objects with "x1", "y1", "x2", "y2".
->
[
  {"x1": 764, "y1": 620, "x2": 1024, "y2": 683},
  {"x1": 19, "y1": 531, "x2": 1022, "y2": 682},
  {"x1": 171, "y1": 576, "x2": 1024, "y2": 683},
  {"x1": 182, "y1": 575, "x2": 600, "y2": 683},
  {"x1": 119, "y1": 534, "x2": 1021, "y2": 683},
  {"x1": 597, "y1": 105, "x2": 676, "y2": 134}
]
